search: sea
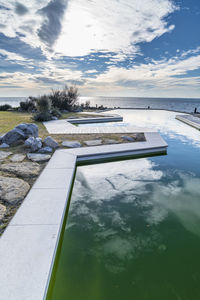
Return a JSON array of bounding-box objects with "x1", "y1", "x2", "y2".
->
[{"x1": 1, "y1": 96, "x2": 200, "y2": 113}]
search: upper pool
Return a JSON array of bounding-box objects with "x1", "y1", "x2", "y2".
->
[{"x1": 47, "y1": 110, "x2": 200, "y2": 300}]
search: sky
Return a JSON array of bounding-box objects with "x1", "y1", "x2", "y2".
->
[{"x1": 0, "y1": 0, "x2": 200, "y2": 98}]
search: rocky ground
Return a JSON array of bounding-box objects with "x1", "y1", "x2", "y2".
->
[{"x1": 0, "y1": 122, "x2": 145, "y2": 236}]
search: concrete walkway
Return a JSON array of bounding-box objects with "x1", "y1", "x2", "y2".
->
[
  {"x1": 43, "y1": 113, "x2": 152, "y2": 134},
  {"x1": 176, "y1": 114, "x2": 200, "y2": 130},
  {"x1": 0, "y1": 132, "x2": 167, "y2": 300}
]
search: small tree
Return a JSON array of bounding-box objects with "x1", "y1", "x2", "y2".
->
[{"x1": 50, "y1": 85, "x2": 79, "y2": 111}]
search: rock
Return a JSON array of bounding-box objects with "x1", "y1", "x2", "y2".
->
[
  {"x1": 38, "y1": 147, "x2": 53, "y2": 153},
  {"x1": 10, "y1": 154, "x2": 26, "y2": 162},
  {"x1": 0, "y1": 162, "x2": 41, "y2": 178},
  {"x1": 0, "y1": 151, "x2": 12, "y2": 160},
  {"x1": 15, "y1": 123, "x2": 38, "y2": 138},
  {"x1": 43, "y1": 136, "x2": 59, "y2": 149},
  {"x1": 1, "y1": 123, "x2": 38, "y2": 146},
  {"x1": 62, "y1": 141, "x2": 81, "y2": 148},
  {"x1": 2, "y1": 128, "x2": 25, "y2": 146},
  {"x1": 84, "y1": 139, "x2": 102, "y2": 146},
  {"x1": 104, "y1": 139, "x2": 119, "y2": 144},
  {"x1": 0, "y1": 176, "x2": 30, "y2": 204},
  {"x1": 0, "y1": 143, "x2": 10, "y2": 148},
  {"x1": 27, "y1": 153, "x2": 51, "y2": 162},
  {"x1": 24, "y1": 137, "x2": 42, "y2": 152},
  {"x1": 135, "y1": 133, "x2": 145, "y2": 141},
  {"x1": 0, "y1": 204, "x2": 6, "y2": 221},
  {"x1": 121, "y1": 135, "x2": 135, "y2": 142},
  {"x1": 61, "y1": 109, "x2": 69, "y2": 113},
  {"x1": 51, "y1": 116, "x2": 58, "y2": 120}
]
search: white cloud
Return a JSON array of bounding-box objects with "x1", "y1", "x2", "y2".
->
[
  {"x1": 55, "y1": 0, "x2": 177, "y2": 56},
  {"x1": 0, "y1": 0, "x2": 177, "y2": 57},
  {"x1": 79, "y1": 51, "x2": 200, "y2": 97}
]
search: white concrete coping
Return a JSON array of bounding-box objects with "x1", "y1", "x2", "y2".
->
[
  {"x1": 176, "y1": 115, "x2": 200, "y2": 130},
  {"x1": 0, "y1": 132, "x2": 168, "y2": 300},
  {"x1": 43, "y1": 113, "x2": 152, "y2": 134}
]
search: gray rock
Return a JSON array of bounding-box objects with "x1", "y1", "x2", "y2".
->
[
  {"x1": 104, "y1": 139, "x2": 119, "y2": 144},
  {"x1": 1, "y1": 123, "x2": 38, "y2": 146},
  {"x1": 84, "y1": 139, "x2": 102, "y2": 146},
  {"x1": 135, "y1": 133, "x2": 145, "y2": 141},
  {"x1": 0, "y1": 151, "x2": 12, "y2": 160},
  {"x1": 27, "y1": 153, "x2": 51, "y2": 162},
  {"x1": 51, "y1": 116, "x2": 58, "y2": 120},
  {"x1": 2, "y1": 128, "x2": 25, "y2": 146},
  {"x1": 0, "y1": 162, "x2": 41, "y2": 178},
  {"x1": 121, "y1": 135, "x2": 135, "y2": 142},
  {"x1": 24, "y1": 137, "x2": 42, "y2": 152},
  {"x1": 15, "y1": 123, "x2": 38, "y2": 138},
  {"x1": 38, "y1": 146, "x2": 53, "y2": 153},
  {"x1": 0, "y1": 204, "x2": 6, "y2": 221},
  {"x1": 10, "y1": 154, "x2": 26, "y2": 162},
  {"x1": 0, "y1": 143, "x2": 10, "y2": 148},
  {"x1": 0, "y1": 176, "x2": 30, "y2": 204},
  {"x1": 43, "y1": 136, "x2": 59, "y2": 149},
  {"x1": 62, "y1": 141, "x2": 81, "y2": 148}
]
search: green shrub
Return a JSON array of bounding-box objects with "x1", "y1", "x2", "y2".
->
[
  {"x1": 33, "y1": 112, "x2": 52, "y2": 121},
  {"x1": 49, "y1": 85, "x2": 79, "y2": 111},
  {"x1": 19, "y1": 97, "x2": 36, "y2": 112},
  {"x1": 0, "y1": 104, "x2": 12, "y2": 111},
  {"x1": 36, "y1": 95, "x2": 51, "y2": 113},
  {"x1": 51, "y1": 108, "x2": 62, "y2": 118}
]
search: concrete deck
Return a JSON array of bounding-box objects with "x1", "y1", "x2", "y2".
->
[
  {"x1": 0, "y1": 132, "x2": 168, "y2": 300},
  {"x1": 43, "y1": 113, "x2": 152, "y2": 134},
  {"x1": 176, "y1": 114, "x2": 200, "y2": 130}
]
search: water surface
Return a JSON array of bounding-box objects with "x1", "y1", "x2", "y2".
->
[{"x1": 48, "y1": 110, "x2": 200, "y2": 300}]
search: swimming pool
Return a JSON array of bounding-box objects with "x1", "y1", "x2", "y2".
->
[{"x1": 47, "y1": 110, "x2": 200, "y2": 300}]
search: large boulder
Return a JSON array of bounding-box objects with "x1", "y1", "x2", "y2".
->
[
  {"x1": 1, "y1": 123, "x2": 38, "y2": 146},
  {"x1": 15, "y1": 123, "x2": 38, "y2": 138},
  {"x1": 43, "y1": 136, "x2": 59, "y2": 149},
  {"x1": 24, "y1": 137, "x2": 42, "y2": 152},
  {"x1": 2, "y1": 128, "x2": 25, "y2": 146},
  {"x1": 0, "y1": 176, "x2": 30, "y2": 204},
  {"x1": 0, "y1": 162, "x2": 41, "y2": 178}
]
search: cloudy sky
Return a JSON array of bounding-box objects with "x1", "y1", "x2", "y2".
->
[{"x1": 0, "y1": 0, "x2": 200, "y2": 97}]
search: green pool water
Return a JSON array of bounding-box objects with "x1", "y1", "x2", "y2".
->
[{"x1": 47, "y1": 110, "x2": 200, "y2": 300}]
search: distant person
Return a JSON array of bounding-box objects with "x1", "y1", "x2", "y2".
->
[
  {"x1": 194, "y1": 107, "x2": 197, "y2": 113},
  {"x1": 148, "y1": 106, "x2": 150, "y2": 109}
]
